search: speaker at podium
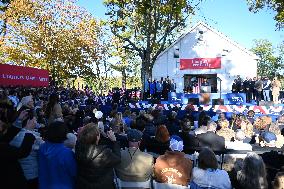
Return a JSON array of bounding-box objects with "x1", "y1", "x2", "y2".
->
[{"x1": 200, "y1": 86, "x2": 211, "y2": 93}]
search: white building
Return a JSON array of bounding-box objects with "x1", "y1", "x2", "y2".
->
[{"x1": 152, "y1": 21, "x2": 259, "y2": 93}]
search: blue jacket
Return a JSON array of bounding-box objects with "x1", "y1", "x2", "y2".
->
[{"x1": 39, "y1": 142, "x2": 77, "y2": 189}]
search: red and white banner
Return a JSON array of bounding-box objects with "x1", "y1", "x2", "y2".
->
[
  {"x1": 180, "y1": 57, "x2": 221, "y2": 70},
  {"x1": 0, "y1": 64, "x2": 49, "y2": 87}
]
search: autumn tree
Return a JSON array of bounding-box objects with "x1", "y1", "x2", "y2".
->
[
  {"x1": 104, "y1": 0, "x2": 201, "y2": 88},
  {"x1": 251, "y1": 39, "x2": 284, "y2": 78},
  {"x1": 247, "y1": 0, "x2": 284, "y2": 30},
  {"x1": 0, "y1": 0, "x2": 107, "y2": 85}
]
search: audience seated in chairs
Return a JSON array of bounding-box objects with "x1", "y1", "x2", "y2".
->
[
  {"x1": 115, "y1": 129, "x2": 153, "y2": 183},
  {"x1": 197, "y1": 121, "x2": 226, "y2": 152},
  {"x1": 179, "y1": 118, "x2": 200, "y2": 154},
  {"x1": 190, "y1": 148, "x2": 231, "y2": 189},
  {"x1": 225, "y1": 130, "x2": 252, "y2": 151},
  {"x1": 154, "y1": 135, "x2": 193, "y2": 187},
  {"x1": 236, "y1": 152, "x2": 268, "y2": 189},
  {"x1": 273, "y1": 170, "x2": 284, "y2": 189},
  {"x1": 144, "y1": 125, "x2": 170, "y2": 155}
]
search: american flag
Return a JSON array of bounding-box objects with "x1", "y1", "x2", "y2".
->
[{"x1": 193, "y1": 77, "x2": 204, "y2": 94}]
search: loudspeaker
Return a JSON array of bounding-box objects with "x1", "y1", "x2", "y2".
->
[
  {"x1": 259, "y1": 101, "x2": 274, "y2": 106},
  {"x1": 188, "y1": 98, "x2": 199, "y2": 105},
  {"x1": 212, "y1": 99, "x2": 224, "y2": 105}
]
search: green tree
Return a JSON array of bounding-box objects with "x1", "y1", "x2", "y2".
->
[
  {"x1": 109, "y1": 36, "x2": 141, "y2": 89},
  {"x1": 104, "y1": 0, "x2": 201, "y2": 89},
  {"x1": 247, "y1": 0, "x2": 284, "y2": 30},
  {"x1": 251, "y1": 39, "x2": 284, "y2": 78}
]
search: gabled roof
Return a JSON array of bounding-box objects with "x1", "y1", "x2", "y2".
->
[{"x1": 156, "y1": 21, "x2": 259, "y2": 60}]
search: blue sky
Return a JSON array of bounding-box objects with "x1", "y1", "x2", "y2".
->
[{"x1": 77, "y1": 0, "x2": 283, "y2": 50}]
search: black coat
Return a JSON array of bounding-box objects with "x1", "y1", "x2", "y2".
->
[
  {"x1": 75, "y1": 141, "x2": 121, "y2": 189},
  {"x1": 0, "y1": 126, "x2": 35, "y2": 189},
  {"x1": 197, "y1": 131, "x2": 225, "y2": 152},
  {"x1": 179, "y1": 132, "x2": 200, "y2": 154}
]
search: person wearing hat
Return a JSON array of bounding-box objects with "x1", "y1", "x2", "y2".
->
[
  {"x1": 154, "y1": 135, "x2": 192, "y2": 186},
  {"x1": 115, "y1": 129, "x2": 154, "y2": 182}
]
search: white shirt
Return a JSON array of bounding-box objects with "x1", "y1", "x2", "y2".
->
[{"x1": 225, "y1": 141, "x2": 252, "y2": 151}]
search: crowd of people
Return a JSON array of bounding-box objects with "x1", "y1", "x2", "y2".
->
[
  {"x1": 1, "y1": 86, "x2": 284, "y2": 189},
  {"x1": 144, "y1": 77, "x2": 177, "y2": 100},
  {"x1": 232, "y1": 75, "x2": 282, "y2": 104}
]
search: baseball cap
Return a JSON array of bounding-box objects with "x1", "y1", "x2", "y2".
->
[{"x1": 127, "y1": 129, "x2": 143, "y2": 142}]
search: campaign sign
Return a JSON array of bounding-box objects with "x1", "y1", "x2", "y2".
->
[
  {"x1": 0, "y1": 64, "x2": 49, "y2": 87},
  {"x1": 168, "y1": 92, "x2": 246, "y2": 105}
]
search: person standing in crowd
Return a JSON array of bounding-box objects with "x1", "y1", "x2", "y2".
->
[
  {"x1": 39, "y1": 121, "x2": 77, "y2": 189},
  {"x1": 243, "y1": 77, "x2": 251, "y2": 103},
  {"x1": 231, "y1": 79, "x2": 237, "y2": 93},
  {"x1": 149, "y1": 79, "x2": 156, "y2": 99},
  {"x1": 201, "y1": 78, "x2": 210, "y2": 86},
  {"x1": 75, "y1": 123, "x2": 121, "y2": 189},
  {"x1": 262, "y1": 76, "x2": 271, "y2": 101},
  {"x1": 144, "y1": 78, "x2": 150, "y2": 100},
  {"x1": 235, "y1": 152, "x2": 268, "y2": 189},
  {"x1": 191, "y1": 148, "x2": 231, "y2": 189},
  {"x1": 10, "y1": 113, "x2": 42, "y2": 189},
  {"x1": 0, "y1": 110, "x2": 35, "y2": 189},
  {"x1": 271, "y1": 77, "x2": 281, "y2": 104},
  {"x1": 249, "y1": 77, "x2": 256, "y2": 100},
  {"x1": 45, "y1": 93, "x2": 63, "y2": 125},
  {"x1": 162, "y1": 77, "x2": 168, "y2": 100},
  {"x1": 115, "y1": 129, "x2": 153, "y2": 182},
  {"x1": 154, "y1": 135, "x2": 192, "y2": 186},
  {"x1": 171, "y1": 79, "x2": 176, "y2": 92},
  {"x1": 156, "y1": 80, "x2": 163, "y2": 100},
  {"x1": 235, "y1": 75, "x2": 243, "y2": 93},
  {"x1": 254, "y1": 76, "x2": 263, "y2": 105}
]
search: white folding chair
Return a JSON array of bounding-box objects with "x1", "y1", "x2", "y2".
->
[
  {"x1": 153, "y1": 180, "x2": 190, "y2": 189},
  {"x1": 115, "y1": 177, "x2": 151, "y2": 189}
]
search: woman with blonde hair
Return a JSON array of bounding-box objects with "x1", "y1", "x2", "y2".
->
[{"x1": 271, "y1": 77, "x2": 281, "y2": 104}]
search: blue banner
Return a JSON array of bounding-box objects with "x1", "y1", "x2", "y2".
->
[{"x1": 168, "y1": 92, "x2": 246, "y2": 105}]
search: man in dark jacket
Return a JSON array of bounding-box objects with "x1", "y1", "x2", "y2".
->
[
  {"x1": 235, "y1": 75, "x2": 243, "y2": 93},
  {"x1": 196, "y1": 121, "x2": 225, "y2": 152},
  {"x1": 243, "y1": 77, "x2": 251, "y2": 103},
  {"x1": 75, "y1": 124, "x2": 121, "y2": 189},
  {"x1": 0, "y1": 110, "x2": 35, "y2": 189},
  {"x1": 179, "y1": 118, "x2": 200, "y2": 154}
]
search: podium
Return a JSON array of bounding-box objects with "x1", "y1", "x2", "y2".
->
[{"x1": 200, "y1": 86, "x2": 211, "y2": 93}]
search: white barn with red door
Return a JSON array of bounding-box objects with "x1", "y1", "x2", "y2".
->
[{"x1": 152, "y1": 21, "x2": 259, "y2": 93}]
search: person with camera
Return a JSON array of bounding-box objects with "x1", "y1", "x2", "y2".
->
[
  {"x1": 10, "y1": 109, "x2": 43, "y2": 189},
  {"x1": 75, "y1": 123, "x2": 121, "y2": 189}
]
